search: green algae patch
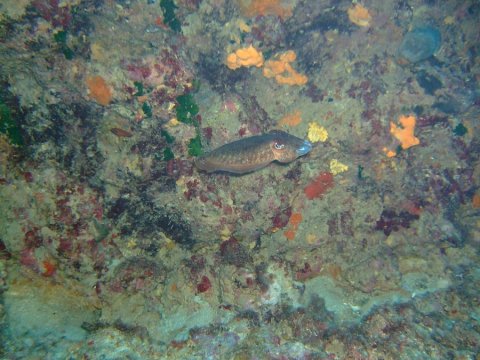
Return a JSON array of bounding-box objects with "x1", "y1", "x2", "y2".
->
[
  {"x1": 453, "y1": 123, "x2": 467, "y2": 136},
  {"x1": 357, "y1": 165, "x2": 364, "y2": 180},
  {"x1": 160, "y1": 0, "x2": 182, "y2": 33},
  {"x1": 176, "y1": 93, "x2": 199, "y2": 125},
  {"x1": 164, "y1": 147, "x2": 175, "y2": 161},
  {"x1": 175, "y1": 90, "x2": 203, "y2": 156},
  {"x1": 53, "y1": 30, "x2": 74, "y2": 60},
  {"x1": 0, "y1": 102, "x2": 22, "y2": 146},
  {"x1": 188, "y1": 133, "x2": 203, "y2": 157},
  {"x1": 142, "y1": 101, "x2": 153, "y2": 118},
  {"x1": 161, "y1": 129, "x2": 175, "y2": 144},
  {"x1": 53, "y1": 30, "x2": 67, "y2": 44},
  {"x1": 160, "y1": 130, "x2": 175, "y2": 160},
  {"x1": 133, "y1": 81, "x2": 144, "y2": 96}
]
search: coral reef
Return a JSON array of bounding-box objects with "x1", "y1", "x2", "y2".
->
[{"x1": 0, "y1": 0, "x2": 479, "y2": 358}]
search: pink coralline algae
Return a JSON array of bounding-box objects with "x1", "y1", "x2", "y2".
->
[
  {"x1": 197, "y1": 275, "x2": 212, "y2": 293},
  {"x1": 165, "y1": 159, "x2": 194, "y2": 179},
  {"x1": 107, "y1": 257, "x2": 165, "y2": 294},
  {"x1": 32, "y1": 0, "x2": 72, "y2": 28},
  {"x1": 24, "y1": 228, "x2": 43, "y2": 248},
  {"x1": 375, "y1": 209, "x2": 419, "y2": 236},
  {"x1": 124, "y1": 50, "x2": 193, "y2": 99},
  {"x1": 271, "y1": 206, "x2": 292, "y2": 229},
  {"x1": 219, "y1": 237, "x2": 251, "y2": 267},
  {"x1": 304, "y1": 172, "x2": 335, "y2": 200},
  {"x1": 0, "y1": 240, "x2": 11, "y2": 259}
]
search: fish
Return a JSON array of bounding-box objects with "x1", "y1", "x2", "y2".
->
[{"x1": 195, "y1": 130, "x2": 312, "y2": 174}]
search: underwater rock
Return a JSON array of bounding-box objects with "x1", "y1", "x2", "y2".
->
[
  {"x1": 219, "y1": 237, "x2": 251, "y2": 267},
  {"x1": 433, "y1": 91, "x2": 477, "y2": 114},
  {"x1": 415, "y1": 64, "x2": 478, "y2": 114},
  {"x1": 398, "y1": 26, "x2": 441, "y2": 63},
  {"x1": 416, "y1": 70, "x2": 443, "y2": 95},
  {"x1": 156, "y1": 212, "x2": 196, "y2": 248},
  {"x1": 109, "y1": 256, "x2": 166, "y2": 293},
  {"x1": 4, "y1": 274, "x2": 99, "y2": 343}
]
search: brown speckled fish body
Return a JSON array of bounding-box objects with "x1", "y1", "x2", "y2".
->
[{"x1": 195, "y1": 130, "x2": 312, "y2": 174}]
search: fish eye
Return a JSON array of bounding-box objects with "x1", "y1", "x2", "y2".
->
[{"x1": 274, "y1": 142, "x2": 285, "y2": 150}]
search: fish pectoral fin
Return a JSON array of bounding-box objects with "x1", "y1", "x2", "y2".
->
[{"x1": 194, "y1": 157, "x2": 207, "y2": 170}]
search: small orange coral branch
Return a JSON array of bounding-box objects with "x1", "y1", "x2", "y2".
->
[
  {"x1": 384, "y1": 148, "x2": 397, "y2": 158},
  {"x1": 289, "y1": 212, "x2": 303, "y2": 227},
  {"x1": 390, "y1": 114, "x2": 420, "y2": 150},
  {"x1": 41, "y1": 260, "x2": 56, "y2": 277},
  {"x1": 238, "y1": 0, "x2": 293, "y2": 20},
  {"x1": 263, "y1": 50, "x2": 308, "y2": 85},
  {"x1": 472, "y1": 193, "x2": 480, "y2": 209},
  {"x1": 226, "y1": 45, "x2": 264, "y2": 70},
  {"x1": 283, "y1": 212, "x2": 303, "y2": 240},
  {"x1": 86, "y1": 75, "x2": 112, "y2": 106},
  {"x1": 283, "y1": 228, "x2": 296, "y2": 240}
]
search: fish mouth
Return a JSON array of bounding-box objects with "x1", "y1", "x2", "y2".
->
[{"x1": 296, "y1": 140, "x2": 313, "y2": 157}]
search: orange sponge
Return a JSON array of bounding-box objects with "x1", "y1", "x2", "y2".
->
[
  {"x1": 263, "y1": 50, "x2": 308, "y2": 85},
  {"x1": 238, "y1": 0, "x2": 293, "y2": 20},
  {"x1": 347, "y1": 4, "x2": 372, "y2": 27},
  {"x1": 86, "y1": 75, "x2": 112, "y2": 106},
  {"x1": 278, "y1": 110, "x2": 302, "y2": 127},
  {"x1": 390, "y1": 114, "x2": 420, "y2": 150},
  {"x1": 226, "y1": 45, "x2": 264, "y2": 70}
]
